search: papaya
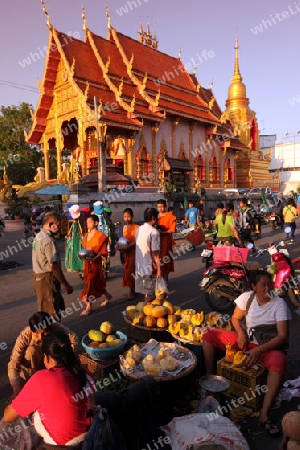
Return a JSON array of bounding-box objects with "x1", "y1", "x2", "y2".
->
[
  {"x1": 156, "y1": 317, "x2": 168, "y2": 328},
  {"x1": 168, "y1": 322, "x2": 180, "y2": 335},
  {"x1": 167, "y1": 314, "x2": 177, "y2": 325},
  {"x1": 233, "y1": 351, "x2": 247, "y2": 366},
  {"x1": 191, "y1": 312, "x2": 204, "y2": 326},
  {"x1": 143, "y1": 303, "x2": 154, "y2": 316},
  {"x1": 152, "y1": 306, "x2": 167, "y2": 318},
  {"x1": 206, "y1": 311, "x2": 219, "y2": 326},
  {"x1": 162, "y1": 301, "x2": 174, "y2": 315},
  {"x1": 135, "y1": 301, "x2": 145, "y2": 312},
  {"x1": 143, "y1": 315, "x2": 157, "y2": 328},
  {"x1": 132, "y1": 312, "x2": 145, "y2": 325},
  {"x1": 88, "y1": 330, "x2": 106, "y2": 343},
  {"x1": 107, "y1": 339, "x2": 123, "y2": 347},
  {"x1": 100, "y1": 321, "x2": 114, "y2": 335}
]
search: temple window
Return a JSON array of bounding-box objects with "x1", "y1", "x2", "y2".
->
[
  {"x1": 195, "y1": 155, "x2": 205, "y2": 181},
  {"x1": 136, "y1": 147, "x2": 150, "y2": 179},
  {"x1": 224, "y1": 158, "x2": 234, "y2": 181},
  {"x1": 209, "y1": 156, "x2": 219, "y2": 182}
]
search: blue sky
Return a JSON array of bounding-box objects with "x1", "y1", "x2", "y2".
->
[{"x1": 1, "y1": 0, "x2": 299, "y2": 143}]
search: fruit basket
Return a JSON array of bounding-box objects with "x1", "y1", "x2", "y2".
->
[
  {"x1": 81, "y1": 331, "x2": 127, "y2": 361},
  {"x1": 120, "y1": 340, "x2": 197, "y2": 382}
]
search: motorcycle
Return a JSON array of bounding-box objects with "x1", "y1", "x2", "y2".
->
[
  {"x1": 200, "y1": 228, "x2": 300, "y2": 312},
  {"x1": 269, "y1": 212, "x2": 284, "y2": 230}
]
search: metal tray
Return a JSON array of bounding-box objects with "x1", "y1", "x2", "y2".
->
[{"x1": 199, "y1": 375, "x2": 230, "y2": 393}]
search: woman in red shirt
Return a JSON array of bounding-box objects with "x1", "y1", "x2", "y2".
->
[{"x1": 4, "y1": 330, "x2": 94, "y2": 447}]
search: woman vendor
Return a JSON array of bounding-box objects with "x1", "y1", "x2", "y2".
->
[
  {"x1": 202, "y1": 270, "x2": 291, "y2": 437},
  {"x1": 4, "y1": 330, "x2": 95, "y2": 447},
  {"x1": 156, "y1": 199, "x2": 176, "y2": 285},
  {"x1": 79, "y1": 215, "x2": 112, "y2": 315},
  {"x1": 116, "y1": 208, "x2": 139, "y2": 300}
]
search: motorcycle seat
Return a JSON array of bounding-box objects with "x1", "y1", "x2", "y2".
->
[{"x1": 231, "y1": 261, "x2": 262, "y2": 271}]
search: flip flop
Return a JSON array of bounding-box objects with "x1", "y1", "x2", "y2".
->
[
  {"x1": 261, "y1": 420, "x2": 281, "y2": 437},
  {"x1": 80, "y1": 309, "x2": 92, "y2": 316}
]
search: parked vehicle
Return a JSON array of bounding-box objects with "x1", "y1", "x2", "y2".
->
[
  {"x1": 200, "y1": 230, "x2": 300, "y2": 312},
  {"x1": 0, "y1": 217, "x2": 5, "y2": 237}
]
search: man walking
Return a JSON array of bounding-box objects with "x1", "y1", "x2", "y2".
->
[
  {"x1": 135, "y1": 208, "x2": 162, "y2": 303},
  {"x1": 32, "y1": 212, "x2": 73, "y2": 320},
  {"x1": 236, "y1": 197, "x2": 255, "y2": 245},
  {"x1": 184, "y1": 201, "x2": 199, "y2": 229}
]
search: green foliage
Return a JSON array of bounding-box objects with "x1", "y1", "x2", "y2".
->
[{"x1": 0, "y1": 103, "x2": 42, "y2": 184}]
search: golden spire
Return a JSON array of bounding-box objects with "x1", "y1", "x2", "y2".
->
[
  {"x1": 105, "y1": 6, "x2": 111, "y2": 29},
  {"x1": 232, "y1": 35, "x2": 242, "y2": 82},
  {"x1": 40, "y1": 0, "x2": 52, "y2": 29},
  {"x1": 82, "y1": 5, "x2": 87, "y2": 32},
  {"x1": 138, "y1": 23, "x2": 144, "y2": 43}
]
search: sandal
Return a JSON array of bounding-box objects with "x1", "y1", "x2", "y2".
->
[{"x1": 261, "y1": 420, "x2": 281, "y2": 437}]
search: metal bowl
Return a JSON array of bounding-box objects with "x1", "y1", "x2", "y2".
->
[
  {"x1": 78, "y1": 249, "x2": 94, "y2": 260},
  {"x1": 118, "y1": 237, "x2": 129, "y2": 247},
  {"x1": 199, "y1": 375, "x2": 230, "y2": 393}
]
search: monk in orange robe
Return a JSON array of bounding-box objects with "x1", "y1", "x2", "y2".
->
[
  {"x1": 79, "y1": 215, "x2": 112, "y2": 315},
  {"x1": 156, "y1": 199, "x2": 176, "y2": 284},
  {"x1": 116, "y1": 208, "x2": 140, "y2": 300}
]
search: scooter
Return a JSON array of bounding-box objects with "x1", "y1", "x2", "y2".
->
[
  {"x1": 269, "y1": 212, "x2": 284, "y2": 230},
  {"x1": 200, "y1": 228, "x2": 300, "y2": 312}
]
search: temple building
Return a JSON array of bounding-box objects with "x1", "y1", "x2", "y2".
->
[
  {"x1": 220, "y1": 37, "x2": 273, "y2": 188},
  {"x1": 27, "y1": 5, "x2": 271, "y2": 194}
]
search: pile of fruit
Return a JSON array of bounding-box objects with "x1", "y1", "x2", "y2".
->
[
  {"x1": 87, "y1": 321, "x2": 123, "y2": 348},
  {"x1": 168, "y1": 310, "x2": 232, "y2": 343},
  {"x1": 125, "y1": 295, "x2": 232, "y2": 343},
  {"x1": 125, "y1": 297, "x2": 181, "y2": 329},
  {"x1": 224, "y1": 343, "x2": 247, "y2": 366}
]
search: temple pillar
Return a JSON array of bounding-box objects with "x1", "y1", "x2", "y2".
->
[
  {"x1": 42, "y1": 139, "x2": 50, "y2": 181},
  {"x1": 151, "y1": 125, "x2": 159, "y2": 185}
]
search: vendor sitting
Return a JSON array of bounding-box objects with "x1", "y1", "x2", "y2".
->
[
  {"x1": 202, "y1": 270, "x2": 291, "y2": 437},
  {"x1": 4, "y1": 330, "x2": 94, "y2": 447},
  {"x1": 8, "y1": 311, "x2": 78, "y2": 397}
]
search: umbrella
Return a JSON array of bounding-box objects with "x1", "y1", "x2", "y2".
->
[{"x1": 34, "y1": 184, "x2": 70, "y2": 195}]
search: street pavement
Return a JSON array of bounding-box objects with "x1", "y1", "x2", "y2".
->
[{"x1": 0, "y1": 225, "x2": 300, "y2": 449}]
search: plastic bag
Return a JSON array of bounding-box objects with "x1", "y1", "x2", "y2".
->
[
  {"x1": 82, "y1": 407, "x2": 126, "y2": 450},
  {"x1": 155, "y1": 277, "x2": 169, "y2": 295}
]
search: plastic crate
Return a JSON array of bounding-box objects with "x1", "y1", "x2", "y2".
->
[
  {"x1": 213, "y1": 246, "x2": 250, "y2": 263},
  {"x1": 217, "y1": 358, "x2": 267, "y2": 411}
]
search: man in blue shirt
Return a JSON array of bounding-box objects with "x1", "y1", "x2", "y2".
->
[{"x1": 184, "y1": 201, "x2": 199, "y2": 229}]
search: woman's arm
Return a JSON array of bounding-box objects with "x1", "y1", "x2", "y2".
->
[
  {"x1": 4, "y1": 404, "x2": 19, "y2": 422},
  {"x1": 231, "y1": 306, "x2": 248, "y2": 350}
]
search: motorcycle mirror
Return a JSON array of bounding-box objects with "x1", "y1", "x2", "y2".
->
[
  {"x1": 246, "y1": 243, "x2": 254, "y2": 249},
  {"x1": 284, "y1": 226, "x2": 292, "y2": 234}
]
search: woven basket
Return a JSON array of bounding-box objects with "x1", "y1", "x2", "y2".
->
[
  {"x1": 81, "y1": 331, "x2": 127, "y2": 361},
  {"x1": 121, "y1": 342, "x2": 197, "y2": 382}
]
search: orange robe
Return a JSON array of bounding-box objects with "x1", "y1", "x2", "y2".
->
[
  {"x1": 122, "y1": 224, "x2": 140, "y2": 288},
  {"x1": 80, "y1": 231, "x2": 108, "y2": 302},
  {"x1": 158, "y1": 212, "x2": 176, "y2": 276}
]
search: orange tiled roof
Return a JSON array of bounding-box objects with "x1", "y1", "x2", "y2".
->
[{"x1": 28, "y1": 24, "x2": 239, "y2": 144}]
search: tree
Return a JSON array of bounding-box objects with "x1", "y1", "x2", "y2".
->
[{"x1": 0, "y1": 103, "x2": 42, "y2": 184}]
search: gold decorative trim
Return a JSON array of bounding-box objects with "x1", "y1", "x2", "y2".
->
[
  {"x1": 87, "y1": 30, "x2": 135, "y2": 113},
  {"x1": 82, "y1": 5, "x2": 87, "y2": 32},
  {"x1": 40, "y1": 0, "x2": 52, "y2": 29},
  {"x1": 110, "y1": 27, "x2": 160, "y2": 108}
]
